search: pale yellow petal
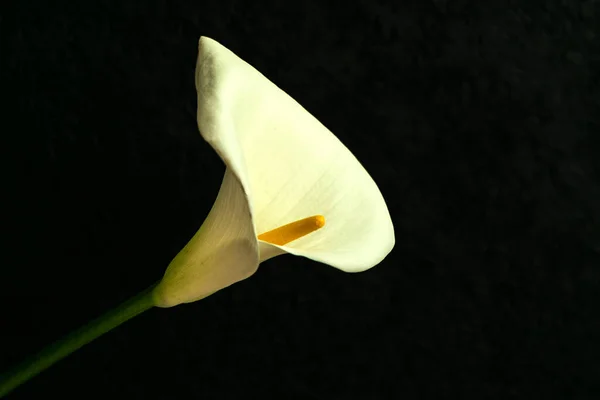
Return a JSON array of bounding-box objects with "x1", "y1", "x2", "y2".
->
[{"x1": 196, "y1": 37, "x2": 394, "y2": 272}]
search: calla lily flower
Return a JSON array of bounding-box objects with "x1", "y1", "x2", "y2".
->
[
  {"x1": 152, "y1": 37, "x2": 394, "y2": 308},
  {"x1": 0, "y1": 37, "x2": 395, "y2": 396}
]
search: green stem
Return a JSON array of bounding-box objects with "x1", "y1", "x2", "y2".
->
[{"x1": 0, "y1": 284, "x2": 157, "y2": 398}]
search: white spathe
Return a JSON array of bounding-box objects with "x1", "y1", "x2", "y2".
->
[{"x1": 152, "y1": 37, "x2": 394, "y2": 308}]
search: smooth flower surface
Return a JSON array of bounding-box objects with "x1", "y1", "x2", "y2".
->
[{"x1": 152, "y1": 37, "x2": 394, "y2": 308}]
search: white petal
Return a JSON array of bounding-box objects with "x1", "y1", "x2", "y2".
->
[
  {"x1": 196, "y1": 37, "x2": 394, "y2": 272},
  {"x1": 153, "y1": 169, "x2": 259, "y2": 307}
]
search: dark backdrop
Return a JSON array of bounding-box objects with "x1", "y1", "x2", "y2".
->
[{"x1": 1, "y1": 1, "x2": 599, "y2": 398}]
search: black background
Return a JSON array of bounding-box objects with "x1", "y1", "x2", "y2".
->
[{"x1": 1, "y1": 0, "x2": 599, "y2": 398}]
